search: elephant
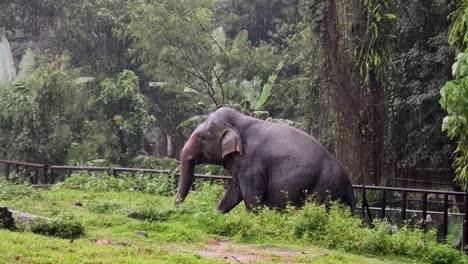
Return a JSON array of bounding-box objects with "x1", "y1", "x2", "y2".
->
[{"x1": 174, "y1": 107, "x2": 355, "y2": 213}]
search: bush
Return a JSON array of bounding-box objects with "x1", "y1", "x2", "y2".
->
[
  {"x1": 128, "y1": 155, "x2": 179, "y2": 171},
  {"x1": 426, "y1": 243, "x2": 464, "y2": 264},
  {"x1": 88, "y1": 200, "x2": 122, "y2": 214},
  {"x1": 29, "y1": 215, "x2": 84, "y2": 239},
  {"x1": 51, "y1": 177, "x2": 468, "y2": 262},
  {"x1": 121, "y1": 172, "x2": 176, "y2": 196},
  {"x1": 289, "y1": 202, "x2": 329, "y2": 241},
  {"x1": 0, "y1": 179, "x2": 41, "y2": 201},
  {"x1": 176, "y1": 185, "x2": 466, "y2": 262},
  {"x1": 322, "y1": 205, "x2": 365, "y2": 251},
  {"x1": 54, "y1": 172, "x2": 128, "y2": 192},
  {"x1": 56, "y1": 171, "x2": 177, "y2": 196},
  {"x1": 127, "y1": 206, "x2": 190, "y2": 222}
]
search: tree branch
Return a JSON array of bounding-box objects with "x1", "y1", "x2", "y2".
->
[
  {"x1": 211, "y1": 67, "x2": 226, "y2": 106},
  {"x1": 167, "y1": 62, "x2": 219, "y2": 106},
  {"x1": 192, "y1": 10, "x2": 230, "y2": 66}
]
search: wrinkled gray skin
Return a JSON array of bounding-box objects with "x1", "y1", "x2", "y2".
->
[{"x1": 175, "y1": 107, "x2": 355, "y2": 213}]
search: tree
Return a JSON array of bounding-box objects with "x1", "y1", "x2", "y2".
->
[
  {"x1": 214, "y1": 0, "x2": 300, "y2": 44},
  {"x1": 0, "y1": 55, "x2": 84, "y2": 163},
  {"x1": 120, "y1": 0, "x2": 227, "y2": 108},
  {"x1": 388, "y1": 1, "x2": 455, "y2": 174},
  {"x1": 440, "y1": 52, "x2": 468, "y2": 189},
  {"x1": 53, "y1": 0, "x2": 130, "y2": 75},
  {"x1": 440, "y1": 1, "x2": 468, "y2": 189},
  {"x1": 299, "y1": 0, "x2": 396, "y2": 184},
  {"x1": 120, "y1": 0, "x2": 283, "y2": 111},
  {"x1": 96, "y1": 70, "x2": 154, "y2": 159},
  {"x1": 1, "y1": 0, "x2": 130, "y2": 76}
]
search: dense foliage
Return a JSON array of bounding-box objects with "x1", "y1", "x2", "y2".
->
[
  {"x1": 440, "y1": 2, "x2": 468, "y2": 189},
  {"x1": 2, "y1": 177, "x2": 464, "y2": 263},
  {"x1": 29, "y1": 216, "x2": 84, "y2": 239},
  {"x1": 0, "y1": 1, "x2": 465, "y2": 185},
  {"x1": 55, "y1": 171, "x2": 177, "y2": 196},
  {"x1": 0, "y1": 179, "x2": 41, "y2": 201},
  {"x1": 388, "y1": 1, "x2": 455, "y2": 171},
  {"x1": 1, "y1": 1, "x2": 467, "y2": 259}
]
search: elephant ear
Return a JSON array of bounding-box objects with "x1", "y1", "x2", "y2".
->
[{"x1": 221, "y1": 124, "x2": 242, "y2": 159}]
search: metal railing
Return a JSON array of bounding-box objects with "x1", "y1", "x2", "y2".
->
[
  {"x1": 354, "y1": 184, "x2": 467, "y2": 246},
  {"x1": 1, "y1": 159, "x2": 467, "y2": 250}
]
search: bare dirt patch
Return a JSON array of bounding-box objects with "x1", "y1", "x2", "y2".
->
[
  {"x1": 91, "y1": 239, "x2": 130, "y2": 246},
  {"x1": 181, "y1": 239, "x2": 327, "y2": 263}
]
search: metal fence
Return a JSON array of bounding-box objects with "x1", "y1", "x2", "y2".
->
[{"x1": 1, "y1": 159, "x2": 467, "y2": 251}]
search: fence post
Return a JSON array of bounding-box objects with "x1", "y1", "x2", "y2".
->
[
  {"x1": 43, "y1": 165, "x2": 49, "y2": 184},
  {"x1": 5, "y1": 163, "x2": 9, "y2": 181},
  {"x1": 361, "y1": 185, "x2": 366, "y2": 219},
  {"x1": 464, "y1": 192, "x2": 468, "y2": 252},
  {"x1": 34, "y1": 167, "x2": 39, "y2": 184},
  {"x1": 422, "y1": 192, "x2": 427, "y2": 231},
  {"x1": 401, "y1": 190, "x2": 407, "y2": 221},
  {"x1": 48, "y1": 166, "x2": 54, "y2": 184},
  {"x1": 442, "y1": 193, "x2": 449, "y2": 240},
  {"x1": 381, "y1": 189, "x2": 386, "y2": 218}
]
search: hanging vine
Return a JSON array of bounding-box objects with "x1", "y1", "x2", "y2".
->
[{"x1": 353, "y1": 0, "x2": 396, "y2": 87}]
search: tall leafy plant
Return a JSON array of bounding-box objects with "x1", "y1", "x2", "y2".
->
[
  {"x1": 97, "y1": 70, "x2": 154, "y2": 157},
  {"x1": 0, "y1": 55, "x2": 83, "y2": 163},
  {"x1": 448, "y1": 1, "x2": 468, "y2": 52},
  {"x1": 440, "y1": 51, "x2": 468, "y2": 189},
  {"x1": 441, "y1": 3, "x2": 468, "y2": 189},
  {"x1": 237, "y1": 60, "x2": 284, "y2": 114}
]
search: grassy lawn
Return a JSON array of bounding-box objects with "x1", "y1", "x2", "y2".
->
[{"x1": 0, "y1": 177, "x2": 464, "y2": 263}]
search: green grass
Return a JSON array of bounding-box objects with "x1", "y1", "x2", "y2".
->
[{"x1": 0, "y1": 177, "x2": 465, "y2": 263}]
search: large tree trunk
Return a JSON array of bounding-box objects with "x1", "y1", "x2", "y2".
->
[
  {"x1": 167, "y1": 134, "x2": 173, "y2": 157},
  {"x1": 311, "y1": 0, "x2": 387, "y2": 185},
  {"x1": 319, "y1": 0, "x2": 361, "y2": 183}
]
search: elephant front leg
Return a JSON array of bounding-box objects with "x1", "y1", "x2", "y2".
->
[
  {"x1": 238, "y1": 171, "x2": 266, "y2": 213},
  {"x1": 217, "y1": 176, "x2": 243, "y2": 213}
]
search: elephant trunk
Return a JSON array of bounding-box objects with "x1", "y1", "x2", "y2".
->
[{"x1": 175, "y1": 134, "x2": 198, "y2": 204}]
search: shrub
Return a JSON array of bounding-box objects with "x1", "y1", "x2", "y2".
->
[
  {"x1": 360, "y1": 221, "x2": 392, "y2": 255},
  {"x1": 127, "y1": 206, "x2": 189, "y2": 222},
  {"x1": 51, "y1": 178, "x2": 468, "y2": 262},
  {"x1": 88, "y1": 200, "x2": 122, "y2": 214},
  {"x1": 54, "y1": 171, "x2": 128, "y2": 192},
  {"x1": 178, "y1": 185, "x2": 467, "y2": 262},
  {"x1": 129, "y1": 155, "x2": 225, "y2": 175},
  {"x1": 121, "y1": 172, "x2": 176, "y2": 196},
  {"x1": 322, "y1": 205, "x2": 365, "y2": 251},
  {"x1": 29, "y1": 215, "x2": 84, "y2": 239},
  {"x1": 289, "y1": 202, "x2": 329, "y2": 241},
  {"x1": 128, "y1": 155, "x2": 179, "y2": 171},
  {"x1": 181, "y1": 182, "x2": 225, "y2": 211},
  {"x1": 56, "y1": 171, "x2": 177, "y2": 196},
  {"x1": 425, "y1": 243, "x2": 464, "y2": 264},
  {"x1": 0, "y1": 179, "x2": 41, "y2": 201}
]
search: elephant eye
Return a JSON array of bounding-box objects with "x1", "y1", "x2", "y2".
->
[{"x1": 198, "y1": 136, "x2": 206, "y2": 143}]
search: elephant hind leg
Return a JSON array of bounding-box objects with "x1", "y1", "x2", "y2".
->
[
  {"x1": 242, "y1": 192, "x2": 266, "y2": 213},
  {"x1": 311, "y1": 183, "x2": 355, "y2": 212}
]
